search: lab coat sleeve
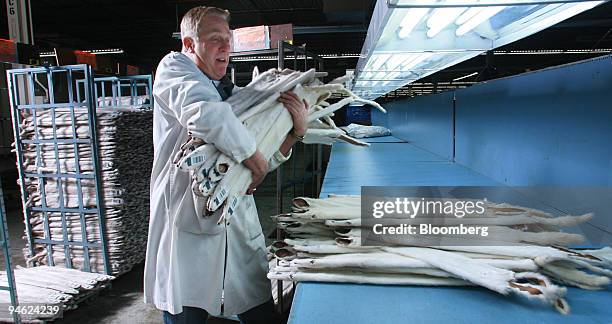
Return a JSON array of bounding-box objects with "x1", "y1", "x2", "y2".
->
[
  {"x1": 176, "y1": 79, "x2": 256, "y2": 163},
  {"x1": 268, "y1": 148, "x2": 292, "y2": 172},
  {"x1": 155, "y1": 58, "x2": 256, "y2": 163}
]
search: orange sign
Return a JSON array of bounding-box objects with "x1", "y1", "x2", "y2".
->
[
  {"x1": 0, "y1": 39, "x2": 17, "y2": 63},
  {"x1": 126, "y1": 65, "x2": 139, "y2": 75},
  {"x1": 232, "y1": 25, "x2": 269, "y2": 52},
  {"x1": 75, "y1": 50, "x2": 97, "y2": 70}
]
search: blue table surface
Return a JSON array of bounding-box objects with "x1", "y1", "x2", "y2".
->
[
  {"x1": 352, "y1": 135, "x2": 407, "y2": 143},
  {"x1": 288, "y1": 137, "x2": 612, "y2": 324}
]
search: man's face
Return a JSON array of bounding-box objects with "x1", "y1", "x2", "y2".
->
[{"x1": 193, "y1": 15, "x2": 231, "y2": 80}]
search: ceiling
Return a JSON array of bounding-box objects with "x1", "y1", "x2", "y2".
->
[{"x1": 1, "y1": 0, "x2": 611, "y2": 88}]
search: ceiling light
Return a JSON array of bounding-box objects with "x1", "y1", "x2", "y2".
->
[
  {"x1": 398, "y1": 8, "x2": 430, "y2": 38},
  {"x1": 523, "y1": 2, "x2": 602, "y2": 33},
  {"x1": 39, "y1": 48, "x2": 124, "y2": 57},
  {"x1": 353, "y1": 0, "x2": 606, "y2": 100},
  {"x1": 426, "y1": 4, "x2": 467, "y2": 38},
  {"x1": 456, "y1": 6, "x2": 505, "y2": 36},
  {"x1": 453, "y1": 72, "x2": 478, "y2": 81},
  {"x1": 455, "y1": 7, "x2": 483, "y2": 25}
]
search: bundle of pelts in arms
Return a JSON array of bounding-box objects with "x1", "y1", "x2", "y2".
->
[
  {"x1": 268, "y1": 195, "x2": 612, "y2": 314},
  {"x1": 17, "y1": 105, "x2": 153, "y2": 276},
  {"x1": 173, "y1": 68, "x2": 386, "y2": 224},
  {"x1": 0, "y1": 266, "x2": 114, "y2": 322}
]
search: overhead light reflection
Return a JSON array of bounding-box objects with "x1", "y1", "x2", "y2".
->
[
  {"x1": 456, "y1": 6, "x2": 505, "y2": 36},
  {"x1": 426, "y1": 4, "x2": 467, "y2": 38},
  {"x1": 398, "y1": 8, "x2": 430, "y2": 38}
]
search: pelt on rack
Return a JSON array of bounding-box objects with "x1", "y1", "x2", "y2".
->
[
  {"x1": 18, "y1": 107, "x2": 153, "y2": 276},
  {"x1": 267, "y1": 195, "x2": 612, "y2": 315}
]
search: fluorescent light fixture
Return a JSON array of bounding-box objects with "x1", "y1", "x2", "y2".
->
[
  {"x1": 353, "y1": 0, "x2": 607, "y2": 99},
  {"x1": 398, "y1": 8, "x2": 430, "y2": 38},
  {"x1": 386, "y1": 54, "x2": 407, "y2": 70},
  {"x1": 427, "y1": 6, "x2": 467, "y2": 38},
  {"x1": 404, "y1": 52, "x2": 434, "y2": 69},
  {"x1": 455, "y1": 7, "x2": 483, "y2": 25},
  {"x1": 453, "y1": 72, "x2": 478, "y2": 81},
  {"x1": 521, "y1": 2, "x2": 601, "y2": 33},
  {"x1": 493, "y1": 48, "x2": 612, "y2": 54},
  {"x1": 40, "y1": 49, "x2": 124, "y2": 57},
  {"x1": 87, "y1": 48, "x2": 124, "y2": 54},
  {"x1": 371, "y1": 71, "x2": 387, "y2": 86},
  {"x1": 366, "y1": 53, "x2": 392, "y2": 71},
  {"x1": 456, "y1": 6, "x2": 505, "y2": 36}
]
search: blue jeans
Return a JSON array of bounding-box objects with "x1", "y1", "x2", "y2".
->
[{"x1": 163, "y1": 299, "x2": 279, "y2": 324}]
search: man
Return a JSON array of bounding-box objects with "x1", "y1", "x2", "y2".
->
[{"x1": 144, "y1": 6, "x2": 307, "y2": 324}]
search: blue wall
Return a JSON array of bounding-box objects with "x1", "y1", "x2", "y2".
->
[
  {"x1": 383, "y1": 91, "x2": 455, "y2": 160},
  {"x1": 375, "y1": 55, "x2": 612, "y2": 235},
  {"x1": 371, "y1": 107, "x2": 388, "y2": 128},
  {"x1": 455, "y1": 56, "x2": 612, "y2": 186}
]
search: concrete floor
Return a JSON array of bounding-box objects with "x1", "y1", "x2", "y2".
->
[{"x1": 0, "y1": 143, "x2": 327, "y2": 323}]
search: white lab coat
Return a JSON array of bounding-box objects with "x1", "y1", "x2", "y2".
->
[{"x1": 144, "y1": 52, "x2": 290, "y2": 315}]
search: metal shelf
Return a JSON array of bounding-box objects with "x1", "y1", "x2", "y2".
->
[{"x1": 7, "y1": 64, "x2": 153, "y2": 275}]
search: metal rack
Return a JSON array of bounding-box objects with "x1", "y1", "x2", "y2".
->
[
  {"x1": 85, "y1": 75, "x2": 153, "y2": 109},
  {"x1": 1, "y1": 63, "x2": 15, "y2": 159},
  {"x1": 274, "y1": 40, "x2": 325, "y2": 223},
  {"x1": 7, "y1": 64, "x2": 152, "y2": 275},
  {"x1": 276, "y1": 41, "x2": 326, "y2": 314},
  {"x1": 0, "y1": 177, "x2": 20, "y2": 323}
]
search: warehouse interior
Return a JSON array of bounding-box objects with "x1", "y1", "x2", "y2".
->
[{"x1": 0, "y1": 0, "x2": 611, "y2": 323}]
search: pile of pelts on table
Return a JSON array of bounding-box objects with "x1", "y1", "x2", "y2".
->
[{"x1": 268, "y1": 194, "x2": 612, "y2": 315}]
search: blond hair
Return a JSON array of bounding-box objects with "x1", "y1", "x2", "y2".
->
[{"x1": 180, "y1": 6, "x2": 230, "y2": 41}]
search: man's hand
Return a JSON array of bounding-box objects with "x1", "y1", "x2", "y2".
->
[
  {"x1": 243, "y1": 150, "x2": 268, "y2": 194},
  {"x1": 278, "y1": 91, "x2": 308, "y2": 137}
]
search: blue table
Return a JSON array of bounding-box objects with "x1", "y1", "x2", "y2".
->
[{"x1": 288, "y1": 138, "x2": 612, "y2": 324}]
